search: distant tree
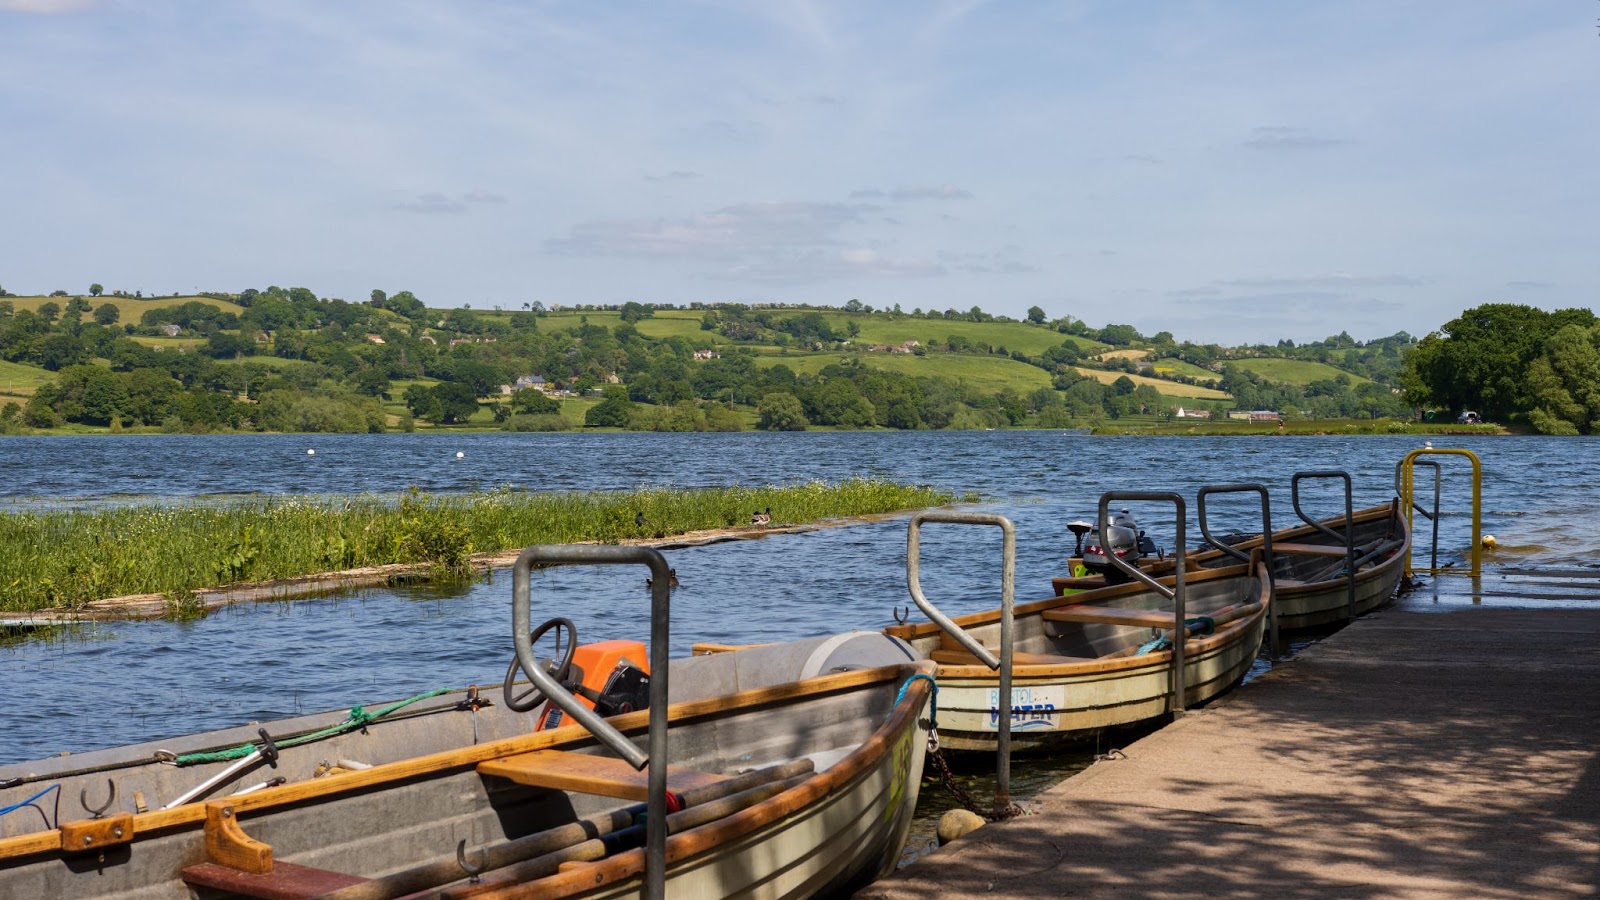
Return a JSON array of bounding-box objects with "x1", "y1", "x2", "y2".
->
[
  {"x1": 511, "y1": 388, "x2": 561, "y2": 415},
  {"x1": 584, "y1": 386, "x2": 634, "y2": 427},
  {"x1": 619, "y1": 301, "x2": 654, "y2": 323},
  {"x1": 757, "y1": 392, "x2": 808, "y2": 431},
  {"x1": 1027, "y1": 305, "x2": 1046, "y2": 325},
  {"x1": 1099, "y1": 323, "x2": 1141, "y2": 346},
  {"x1": 89, "y1": 283, "x2": 104, "y2": 297},
  {"x1": 38, "y1": 301, "x2": 60, "y2": 324},
  {"x1": 352, "y1": 367, "x2": 391, "y2": 399},
  {"x1": 93, "y1": 303, "x2": 120, "y2": 325},
  {"x1": 428, "y1": 382, "x2": 480, "y2": 424},
  {"x1": 369, "y1": 289, "x2": 387, "y2": 308}
]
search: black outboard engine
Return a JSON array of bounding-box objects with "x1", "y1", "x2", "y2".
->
[{"x1": 1074, "y1": 507, "x2": 1164, "y2": 584}]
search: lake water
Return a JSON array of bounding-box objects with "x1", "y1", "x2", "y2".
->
[{"x1": 1, "y1": 431, "x2": 1593, "y2": 766}]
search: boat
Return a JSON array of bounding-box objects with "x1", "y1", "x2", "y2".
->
[
  {"x1": 0, "y1": 545, "x2": 934, "y2": 899},
  {"x1": 1056, "y1": 501, "x2": 1409, "y2": 632},
  {"x1": 887, "y1": 512, "x2": 1271, "y2": 753}
]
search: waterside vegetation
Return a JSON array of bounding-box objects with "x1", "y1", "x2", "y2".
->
[{"x1": 0, "y1": 479, "x2": 955, "y2": 614}]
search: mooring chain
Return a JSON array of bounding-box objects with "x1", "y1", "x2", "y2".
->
[{"x1": 925, "y1": 729, "x2": 1024, "y2": 821}]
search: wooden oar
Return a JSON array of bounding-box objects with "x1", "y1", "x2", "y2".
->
[
  {"x1": 316, "y1": 758, "x2": 815, "y2": 900},
  {"x1": 433, "y1": 773, "x2": 814, "y2": 899}
]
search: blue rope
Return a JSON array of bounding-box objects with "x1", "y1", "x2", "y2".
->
[
  {"x1": 896, "y1": 673, "x2": 939, "y2": 730},
  {"x1": 0, "y1": 784, "x2": 58, "y2": 818},
  {"x1": 1136, "y1": 618, "x2": 1219, "y2": 655}
]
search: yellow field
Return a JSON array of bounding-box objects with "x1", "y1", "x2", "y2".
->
[
  {"x1": 1096, "y1": 349, "x2": 1151, "y2": 362},
  {"x1": 4, "y1": 294, "x2": 245, "y2": 319},
  {"x1": 1072, "y1": 367, "x2": 1231, "y2": 399}
]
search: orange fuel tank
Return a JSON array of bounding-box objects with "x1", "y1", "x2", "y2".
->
[{"x1": 535, "y1": 639, "x2": 650, "y2": 731}]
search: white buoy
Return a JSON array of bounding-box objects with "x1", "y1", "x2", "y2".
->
[
  {"x1": 1423, "y1": 441, "x2": 1433, "y2": 449},
  {"x1": 307, "y1": 449, "x2": 315, "y2": 456},
  {"x1": 456, "y1": 451, "x2": 465, "y2": 459},
  {"x1": 1482, "y1": 534, "x2": 1498, "y2": 548}
]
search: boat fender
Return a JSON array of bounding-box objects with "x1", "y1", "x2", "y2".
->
[{"x1": 536, "y1": 640, "x2": 650, "y2": 731}]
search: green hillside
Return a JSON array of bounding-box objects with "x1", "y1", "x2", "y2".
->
[
  {"x1": 1072, "y1": 367, "x2": 1231, "y2": 400},
  {"x1": 1150, "y1": 357, "x2": 1222, "y2": 383},
  {"x1": 807, "y1": 311, "x2": 1104, "y2": 356},
  {"x1": 757, "y1": 351, "x2": 1055, "y2": 395},
  {"x1": 0, "y1": 359, "x2": 51, "y2": 399},
  {"x1": 1228, "y1": 357, "x2": 1371, "y2": 386}
]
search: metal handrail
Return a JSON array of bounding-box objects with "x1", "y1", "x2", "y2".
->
[
  {"x1": 512, "y1": 544, "x2": 671, "y2": 900},
  {"x1": 1291, "y1": 471, "x2": 1357, "y2": 619},
  {"x1": 906, "y1": 511, "x2": 1015, "y2": 809},
  {"x1": 1097, "y1": 492, "x2": 1188, "y2": 713},
  {"x1": 1395, "y1": 458, "x2": 1443, "y2": 571},
  {"x1": 1197, "y1": 483, "x2": 1278, "y2": 658},
  {"x1": 1397, "y1": 448, "x2": 1482, "y2": 578}
]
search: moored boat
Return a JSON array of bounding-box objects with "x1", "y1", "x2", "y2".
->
[
  {"x1": 888, "y1": 510, "x2": 1271, "y2": 753},
  {"x1": 0, "y1": 546, "x2": 934, "y2": 899},
  {"x1": 1056, "y1": 501, "x2": 1409, "y2": 632}
]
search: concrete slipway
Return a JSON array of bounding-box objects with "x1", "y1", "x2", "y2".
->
[{"x1": 860, "y1": 573, "x2": 1600, "y2": 899}]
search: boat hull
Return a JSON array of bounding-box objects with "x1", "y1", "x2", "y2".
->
[
  {"x1": 890, "y1": 562, "x2": 1271, "y2": 753},
  {"x1": 0, "y1": 637, "x2": 932, "y2": 899},
  {"x1": 1055, "y1": 503, "x2": 1410, "y2": 633}
]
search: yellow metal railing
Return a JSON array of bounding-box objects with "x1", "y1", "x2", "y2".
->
[{"x1": 1397, "y1": 448, "x2": 1482, "y2": 578}]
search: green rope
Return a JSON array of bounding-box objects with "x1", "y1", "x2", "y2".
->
[{"x1": 172, "y1": 688, "x2": 455, "y2": 766}]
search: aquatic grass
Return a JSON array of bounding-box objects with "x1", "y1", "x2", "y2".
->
[{"x1": 0, "y1": 479, "x2": 954, "y2": 612}]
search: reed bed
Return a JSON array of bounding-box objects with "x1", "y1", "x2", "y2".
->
[{"x1": 0, "y1": 480, "x2": 955, "y2": 613}]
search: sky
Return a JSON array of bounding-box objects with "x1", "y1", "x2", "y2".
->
[{"x1": 1, "y1": 1, "x2": 1594, "y2": 345}]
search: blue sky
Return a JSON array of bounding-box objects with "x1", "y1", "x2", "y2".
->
[{"x1": 1, "y1": 1, "x2": 1593, "y2": 344}]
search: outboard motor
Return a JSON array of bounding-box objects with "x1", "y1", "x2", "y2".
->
[{"x1": 1075, "y1": 507, "x2": 1164, "y2": 584}]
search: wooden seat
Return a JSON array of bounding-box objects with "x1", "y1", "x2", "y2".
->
[
  {"x1": 1271, "y1": 542, "x2": 1350, "y2": 557},
  {"x1": 477, "y1": 749, "x2": 728, "y2": 801},
  {"x1": 182, "y1": 861, "x2": 366, "y2": 900},
  {"x1": 929, "y1": 648, "x2": 1095, "y2": 667},
  {"x1": 1040, "y1": 605, "x2": 1177, "y2": 628}
]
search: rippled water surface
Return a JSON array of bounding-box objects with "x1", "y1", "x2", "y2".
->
[{"x1": 2, "y1": 432, "x2": 1595, "y2": 765}]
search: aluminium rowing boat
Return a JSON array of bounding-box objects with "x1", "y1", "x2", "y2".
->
[
  {"x1": 1056, "y1": 502, "x2": 1409, "y2": 632},
  {"x1": 0, "y1": 553, "x2": 933, "y2": 899},
  {"x1": 888, "y1": 559, "x2": 1270, "y2": 752}
]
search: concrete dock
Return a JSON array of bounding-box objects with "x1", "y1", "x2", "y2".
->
[{"x1": 861, "y1": 586, "x2": 1600, "y2": 898}]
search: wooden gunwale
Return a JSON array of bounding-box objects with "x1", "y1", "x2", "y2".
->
[
  {"x1": 468, "y1": 662, "x2": 934, "y2": 898},
  {"x1": 0, "y1": 663, "x2": 922, "y2": 864}
]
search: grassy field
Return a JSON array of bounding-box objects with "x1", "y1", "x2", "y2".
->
[
  {"x1": 1072, "y1": 367, "x2": 1232, "y2": 400},
  {"x1": 0, "y1": 359, "x2": 52, "y2": 400},
  {"x1": 808, "y1": 311, "x2": 1103, "y2": 356},
  {"x1": 1226, "y1": 357, "x2": 1372, "y2": 386},
  {"x1": 1149, "y1": 357, "x2": 1222, "y2": 383},
  {"x1": 535, "y1": 309, "x2": 724, "y2": 343},
  {"x1": 4, "y1": 294, "x2": 246, "y2": 319},
  {"x1": 128, "y1": 336, "x2": 207, "y2": 350},
  {"x1": 215, "y1": 355, "x2": 318, "y2": 370},
  {"x1": 757, "y1": 351, "x2": 1055, "y2": 394}
]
